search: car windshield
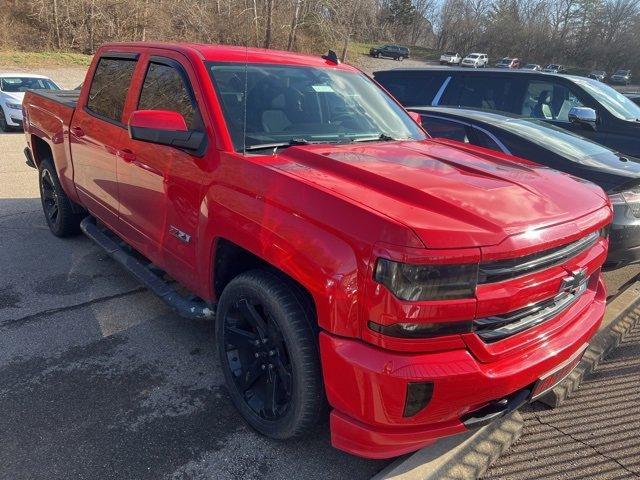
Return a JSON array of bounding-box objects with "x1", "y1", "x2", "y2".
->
[
  {"x1": 591, "y1": 71, "x2": 605, "y2": 75},
  {"x1": 208, "y1": 62, "x2": 426, "y2": 152},
  {"x1": 0, "y1": 77, "x2": 59, "y2": 92},
  {"x1": 445, "y1": 52, "x2": 456, "y2": 56},
  {"x1": 468, "y1": 54, "x2": 479, "y2": 59},
  {"x1": 503, "y1": 118, "x2": 615, "y2": 162},
  {"x1": 614, "y1": 70, "x2": 629, "y2": 75},
  {"x1": 498, "y1": 59, "x2": 510, "y2": 64},
  {"x1": 546, "y1": 65, "x2": 559, "y2": 69},
  {"x1": 572, "y1": 77, "x2": 640, "y2": 121},
  {"x1": 524, "y1": 64, "x2": 537, "y2": 68}
]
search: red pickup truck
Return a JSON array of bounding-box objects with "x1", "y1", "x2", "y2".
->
[{"x1": 23, "y1": 42, "x2": 611, "y2": 459}]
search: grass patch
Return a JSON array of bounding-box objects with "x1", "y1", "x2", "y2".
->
[
  {"x1": 0, "y1": 51, "x2": 92, "y2": 67},
  {"x1": 348, "y1": 41, "x2": 440, "y2": 61}
]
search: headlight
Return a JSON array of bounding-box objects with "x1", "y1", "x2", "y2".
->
[
  {"x1": 374, "y1": 258, "x2": 478, "y2": 301},
  {"x1": 6, "y1": 102, "x2": 22, "y2": 110}
]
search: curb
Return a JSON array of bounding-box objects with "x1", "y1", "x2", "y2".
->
[
  {"x1": 537, "y1": 280, "x2": 640, "y2": 408},
  {"x1": 371, "y1": 280, "x2": 640, "y2": 480},
  {"x1": 372, "y1": 412, "x2": 524, "y2": 480}
]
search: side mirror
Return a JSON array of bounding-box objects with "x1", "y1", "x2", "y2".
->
[
  {"x1": 568, "y1": 107, "x2": 597, "y2": 130},
  {"x1": 408, "y1": 111, "x2": 422, "y2": 125},
  {"x1": 128, "y1": 110, "x2": 204, "y2": 151}
]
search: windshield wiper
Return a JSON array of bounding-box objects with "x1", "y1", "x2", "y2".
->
[
  {"x1": 244, "y1": 138, "x2": 312, "y2": 152},
  {"x1": 352, "y1": 133, "x2": 400, "y2": 143}
]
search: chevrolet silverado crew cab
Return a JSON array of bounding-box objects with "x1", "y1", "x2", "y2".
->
[{"x1": 23, "y1": 42, "x2": 611, "y2": 459}]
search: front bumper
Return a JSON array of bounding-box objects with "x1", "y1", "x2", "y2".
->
[
  {"x1": 4, "y1": 108, "x2": 23, "y2": 127},
  {"x1": 321, "y1": 276, "x2": 606, "y2": 459}
]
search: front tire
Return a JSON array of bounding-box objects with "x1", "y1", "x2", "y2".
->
[
  {"x1": 0, "y1": 108, "x2": 9, "y2": 132},
  {"x1": 38, "y1": 160, "x2": 85, "y2": 237},
  {"x1": 216, "y1": 270, "x2": 325, "y2": 440}
]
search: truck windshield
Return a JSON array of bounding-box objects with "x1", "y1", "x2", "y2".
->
[
  {"x1": 207, "y1": 62, "x2": 426, "y2": 152},
  {"x1": 573, "y1": 77, "x2": 640, "y2": 121},
  {"x1": 0, "y1": 77, "x2": 59, "y2": 92}
]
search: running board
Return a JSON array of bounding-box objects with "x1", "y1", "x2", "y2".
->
[{"x1": 80, "y1": 216, "x2": 215, "y2": 320}]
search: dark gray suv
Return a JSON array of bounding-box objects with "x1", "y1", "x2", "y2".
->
[
  {"x1": 369, "y1": 44, "x2": 410, "y2": 61},
  {"x1": 374, "y1": 67, "x2": 640, "y2": 157}
]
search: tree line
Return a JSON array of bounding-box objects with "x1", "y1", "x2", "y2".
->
[{"x1": 0, "y1": 0, "x2": 638, "y2": 72}]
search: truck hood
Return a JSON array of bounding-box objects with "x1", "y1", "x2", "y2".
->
[{"x1": 274, "y1": 140, "x2": 608, "y2": 249}]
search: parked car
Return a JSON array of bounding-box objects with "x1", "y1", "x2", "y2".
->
[
  {"x1": 588, "y1": 70, "x2": 607, "y2": 82},
  {"x1": 369, "y1": 44, "x2": 409, "y2": 61},
  {"x1": 373, "y1": 67, "x2": 640, "y2": 157},
  {"x1": 610, "y1": 69, "x2": 632, "y2": 85},
  {"x1": 461, "y1": 53, "x2": 488, "y2": 68},
  {"x1": 440, "y1": 52, "x2": 461, "y2": 65},
  {"x1": 522, "y1": 64, "x2": 542, "y2": 71},
  {"x1": 0, "y1": 73, "x2": 60, "y2": 131},
  {"x1": 543, "y1": 64, "x2": 565, "y2": 73},
  {"x1": 412, "y1": 106, "x2": 640, "y2": 269},
  {"x1": 23, "y1": 42, "x2": 610, "y2": 459},
  {"x1": 495, "y1": 57, "x2": 521, "y2": 69}
]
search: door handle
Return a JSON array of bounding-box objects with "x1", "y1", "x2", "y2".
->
[
  {"x1": 70, "y1": 126, "x2": 85, "y2": 137},
  {"x1": 117, "y1": 148, "x2": 136, "y2": 162}
]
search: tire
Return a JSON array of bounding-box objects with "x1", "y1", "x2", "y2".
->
[
  {"x1": 398, "y1": 56, "x2": 404, "y2": 61},
  {"x1": 38, "y1": 159, "x2": 85, "y2": 237},
  {"x1": 216, "y1": 269, "x2": 325, "y2": 440},
  {"x1": 0, "y1": 108, "x2": 9, "y2": 132}
]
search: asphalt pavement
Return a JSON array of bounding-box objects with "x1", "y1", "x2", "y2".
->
[
  {"x1": 0, "y1": 130, "x2": 386, "y2": 479},
  {"x1": 1, "y1": 128, "x2": 639, "y2": 480}
]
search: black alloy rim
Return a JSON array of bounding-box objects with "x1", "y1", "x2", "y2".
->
[
  {"x1": 223, "y1": 297, "x2": 293, "y2": 420},
  {"x1": 41, "y1": 169, "x2": 59, "y2": 225}
]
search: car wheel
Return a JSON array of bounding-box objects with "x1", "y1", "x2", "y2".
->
[
  {"x1": 216, "y1": 269, "x2": 325, "y2": 440},
  {"x1": 398, "y1": 56, "x2": 403, "y2": 61},
  {"x1": 38, "y1": 159, "x2": 85, "y2": 237},
  {"x1": 0, "y1": 108, "x2": 9, "y2": 132}
]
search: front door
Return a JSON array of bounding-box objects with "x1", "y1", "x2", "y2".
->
[{"x1": 117, "y1": 53, "x2": 208, "y2": 289}]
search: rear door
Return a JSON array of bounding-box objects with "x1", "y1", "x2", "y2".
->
[
  {"x1": 117, "y1": 51, "x2": 208, "y2": 281},
  {"x1": 438, "y1": 73, "x2": 521, "y2": 113},
  {"x1": 71, "y1": 54, "x2": 138, "y2": 226}
]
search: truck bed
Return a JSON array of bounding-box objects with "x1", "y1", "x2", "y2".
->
[{"x1": 29, "y1": 89, "x2": 80, "y2": 109}]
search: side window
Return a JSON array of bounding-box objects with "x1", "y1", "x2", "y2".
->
[
  {"x1": 420, "y1": 116, "x2": 470, "y2": 143},
  {"x1": 472, "y1": 127, "x2": 502, "y2": 152},
  {"x1": 521, "y1": 80, "x2": 585, "y2": 121},
  {"x1": 87, "y1": 57, "x2": 137, "y2": 123},
  {"x1": 138, "y1": 61, "x2": 200, "y2": 130},
  {"x1": 440, "y1": 76, "x2": 516, "y2": 112},
  {"x1": 377, "y1": 73, "x2": 446, "y2": 106}
]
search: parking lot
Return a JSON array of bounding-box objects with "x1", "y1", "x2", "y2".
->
[
  {"x1": 0, "y1": 130, "x2": 388, "y2": 479},
  {"x1": 2, "y1": 65, "x2": 640, "y2": 480}
]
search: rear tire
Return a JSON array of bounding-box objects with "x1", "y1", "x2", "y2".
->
[
  {"x1": 216, "y1": 269, "x2": 325, "y2": 440},
  {"x1": 38, "y1": 159, "x2": 85, "y2": 237}
]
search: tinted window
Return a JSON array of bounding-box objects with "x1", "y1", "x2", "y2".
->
[
  {"x1": 375, "y1": 72, "x2": 446, "y2": 106},
  {"x1": 472, "y1": 127, "x2": 502, "y2": 151},
  {"x1": 520, "y1": 80, "x2": 584, "y2": 121},
  {"x1": 420, "y1": 116, "x2": 470, "y2": 143},
  {"x1": 440, "y1": 75, "x2": 516, "y2": 112},
  {"x1": 138, "y1": 62, "x2": 198, "y2": 129},
  {"x1": 87, "y1": 57, "x2": 136, "y2": 123},
  {"x1": 0, "y1": 77, "x2": 59, "y2": 92}
]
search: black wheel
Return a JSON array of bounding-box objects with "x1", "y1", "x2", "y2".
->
[
  {"x1": 216, "y1": 270, "x2": 325, "y2": 440},
  {"x1": 0, "y1": 108, "x2": 9, "y2": 132},
  {"x1": 39, "y1": 160, "x2": 85, "y2": 237}
]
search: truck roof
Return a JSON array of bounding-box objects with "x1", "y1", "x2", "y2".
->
[{"x1": 100, "y1": 42, "x2": 359, "y2": 71}]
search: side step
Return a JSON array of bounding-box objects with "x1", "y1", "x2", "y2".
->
[{"x1": 80, "y1": 216, "x2": 215, "y2": 320}]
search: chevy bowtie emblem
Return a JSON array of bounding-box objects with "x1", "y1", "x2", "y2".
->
[
  {"x1": 169, "y1": 225, "x2": 191, "y2": 243},
  {"x1": 560, "y1": 268, "x2": 587, "y2": 294}
]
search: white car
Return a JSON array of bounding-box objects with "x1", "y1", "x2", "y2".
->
[
  {"x1": 461, "y1": 53, "x2": 488, "y2": 68},
  {"x1": 1, "y1": 73, "x2": 60, "y2": 131},
  {"x1": 439, "y1": 52, "x2": 462, "y2": 65}
]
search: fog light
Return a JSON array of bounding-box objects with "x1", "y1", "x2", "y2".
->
[{"x1": 403, "y1": 382, "x2": 434, "y2": 417}]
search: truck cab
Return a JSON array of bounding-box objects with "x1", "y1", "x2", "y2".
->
[{"x1": 23, "y1": 43, "x2": 611, "y2": 459}]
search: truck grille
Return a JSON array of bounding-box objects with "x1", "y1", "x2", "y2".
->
[
  {"x1": 475, "y1": 275, "x2": 589, "y2": 343},
  {"x1": 478, "y1": 230, "x2": 600, "y2": 284}
]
